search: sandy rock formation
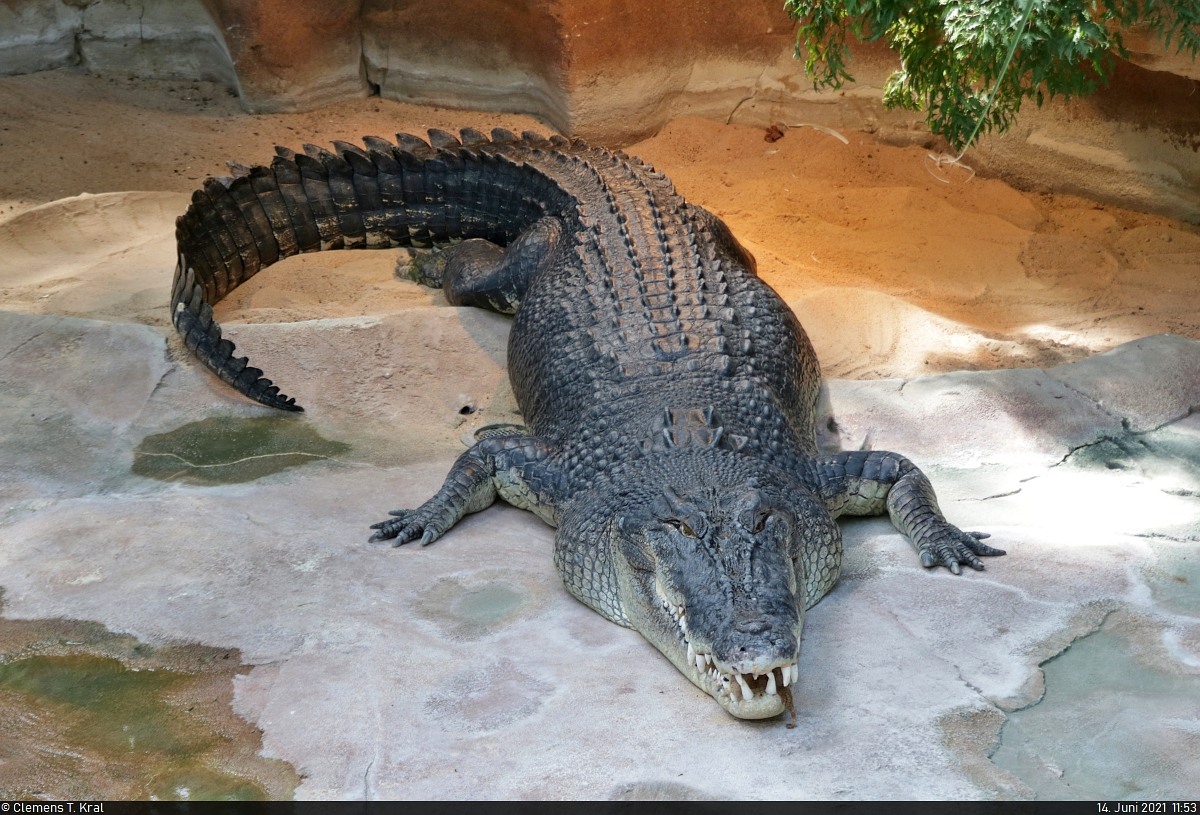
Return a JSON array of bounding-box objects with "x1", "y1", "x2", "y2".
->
[
  {"x1": 200, "y1": 0, "x2": 367, "y2": 112},
  {"x1": 0, "y1": 0, "x2": 235, "y2": 86},
  {"x1": 195, "y1": 0, "x2": 801, "y2": 140},
  {"x1": 2, "y1": 0, "x2": 1198, "y2": 221}
]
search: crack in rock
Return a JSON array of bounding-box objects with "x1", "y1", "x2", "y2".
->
[
  {"x1": 978, "y1": 489, "x2": 1022, "y2": 501},
  {"x1": 1134, "y1": 532, "x2": 1200, "y2": 543}
]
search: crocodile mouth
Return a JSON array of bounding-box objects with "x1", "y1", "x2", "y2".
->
[{"x1": 658, "y1": 592, "x2": 798, "y2": 719}]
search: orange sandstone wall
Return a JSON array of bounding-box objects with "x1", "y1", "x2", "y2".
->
[{"x1": 1, "y1": 0, "x2": 1197, "y2": 221}]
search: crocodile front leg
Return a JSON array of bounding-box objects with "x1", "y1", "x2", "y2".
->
[
  {"x1": 812, "y1": 450, "x2": 1005, "y2": 573},
  {"x1": 368, "y1": 434, "x2": 563, "y2": 545}
]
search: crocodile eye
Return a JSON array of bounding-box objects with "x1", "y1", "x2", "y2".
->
[
  {"x1": 663, "y1": 519, "x2": 700, "y2": 538},
  {"x1": 752, "y1": 515, "x2": 767, "y2": 534}
]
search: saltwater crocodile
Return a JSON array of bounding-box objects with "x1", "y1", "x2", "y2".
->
[{"x1": 171, "y1": 127, "x2": 1004, "y2": 720}]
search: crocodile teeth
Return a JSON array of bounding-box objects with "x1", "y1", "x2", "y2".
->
[
  {"x1": 735, "y1": 673, "x2": 753, "y2": 700},
  {"x1": 687, "y1": 642, "x2": 694, "y2": 663},
  {"x1": 766, "y1": 670, "x2": 777, "y2": 696}
]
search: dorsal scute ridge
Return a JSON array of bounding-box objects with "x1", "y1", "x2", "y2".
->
[
  {"x1": 395, "y1": 132, "x2": 430, "y2": 154},
  {"x1": 459, "y1": 127, "x2": 489, "y2": 146},
  {"x1": 361, "y1": 135, "x2": 394, "y2": 152},
  {"x1": 521, "y1": 130, "x2": 551, "y2": 148},
  {"x1": 338, "y1": 147, "x2": 377, "y2": 176},
  {"x1": 176, "y1": 124, "x2": 692, "y2": 412},
  {"x1": 427, "y1": 128, "x2": 461, "y2": 148},
  {"x1": 315, "y1": 147, "x2": 353, "y2": 175},
  {"x1": 331, "y1": 140, "x2": 370, "y2": 159},
  {"x1": 293, "y1": 151, "x2": 327, "y2": 177},
  {"x1": 366, "y1": 145, "x2": 401, "y2": 175}
]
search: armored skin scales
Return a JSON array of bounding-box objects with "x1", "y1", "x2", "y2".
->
[{"x1": 171, "y1": 128, "x2": 1005, "y2": 720}]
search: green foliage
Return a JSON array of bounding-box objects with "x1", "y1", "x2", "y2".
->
[{"x1": 784, "y1": 0, "x2": 1200, "y2": 150}]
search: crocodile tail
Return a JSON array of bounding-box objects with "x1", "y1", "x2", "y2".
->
[{"x1": 172, "y1": 127, "x2": 577, "y2": 411}]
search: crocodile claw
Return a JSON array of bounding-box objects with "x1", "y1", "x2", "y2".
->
[
  {"x1": 368, "y1": 508, "x2": 447, "y2": 546},
  {"x1": 368, "y1": 510, "x2": 419, "y2": 545},
  {"x1": 916, "y1": 523, "x2": 1005, "y2": 574}
]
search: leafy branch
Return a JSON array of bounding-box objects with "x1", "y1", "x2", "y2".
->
[{"x1": 784, "y1": 0, "x2": 1200, "y2": 150}]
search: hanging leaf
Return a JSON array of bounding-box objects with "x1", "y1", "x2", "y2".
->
[{"x1": 785, "y1": 0, "x2": 1200, "y2": 152}]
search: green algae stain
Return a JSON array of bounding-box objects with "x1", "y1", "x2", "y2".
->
[
  {"x1": 0, "y1": 654, "x2": 276, "y2": 800},
  {"x1": 0, "y1": 599, "x2": 298, "y2": 801},
  {"x1": 1, "y1": 656, "x2": 195, "y2": 756},
  {"x1": 412, "y1": 571, "x2": 548, "y2": 641},
  {"x1": 132, "y1": 416, "x2": 351, "y2": 485},
  {"x1": 452, "y1": 584, "x2": 527, "y2": 627},
  {"x1": 149, "y1": 766, "x2": 270, "y2": 802}
]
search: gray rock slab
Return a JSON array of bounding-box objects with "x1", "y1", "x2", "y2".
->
[
  {"x1": 821, "y1": 367, "x2": 1121, "y2": 470},
  {"x1": 0, "y1": 311, "x2": 169, "y2": 507},
  {"x1": 0, "y1": 0, "x2": 234, "y2": 86},
  {"x1": 1045, "y1": 333, "x2": 1200, "y2": 433},
  {"x1": 219, "y1": 307, "x2": 515, "y2": 455},
  {"x1": 2, "y1": 310, "x2": 1199, "y2": 799}
]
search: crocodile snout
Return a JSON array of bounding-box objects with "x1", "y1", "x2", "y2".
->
[{"x1": 714, "y1": 626, "x2": 798, "y2": 677}]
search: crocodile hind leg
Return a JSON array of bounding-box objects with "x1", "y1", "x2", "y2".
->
[
  {"x1": 368, "y1": 434, "x2": 563, "y2": 545},
  {"x1": 401, "y1": 216, "x2": 564, "y2": 315},
  {"x1": 812, "y1": 450, "x2": 1005, "y2": 573}
]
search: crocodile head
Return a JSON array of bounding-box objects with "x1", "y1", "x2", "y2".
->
[{"x1": 611, "y1": 475, "x2": 828, "y2": 719}]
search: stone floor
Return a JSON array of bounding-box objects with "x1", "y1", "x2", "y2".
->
[
  {"x1": 1, "y1": 304, "x2": 1198, "y2": 799},
  {"x1": 1, "y1": 199, "x2": 1199, "y2": 800}
]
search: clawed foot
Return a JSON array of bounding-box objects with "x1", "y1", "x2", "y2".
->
[
  {"x1": 398, "y1": 249, "x2": 447, "y2": 288},
  {"x1": 917, "y1": 526, "x2": 1005, "y2": 574},
  {"x1": 368, "y1": 508, "x2": 446, "y2": 546}
]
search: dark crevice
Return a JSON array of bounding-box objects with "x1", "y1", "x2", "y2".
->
[
  {"x1": 0, "y1": 330, "x2": 47, "y2": 363},
  {"x1": 363, "y1": 752, "x2": 376, "y2": 800},
  {"x1": 1133, "y1": 532, "x2": 1200, "y2": 543},
  {"x1": 978, "y1": 488, "x2": 1022, "y2": 501},
  {"x1": 1047, "y1": 435, "x2": 1122, "y2": 470},
  {"x1": 1043, "y1": 374, "x2": 1123, "y2": 423}
]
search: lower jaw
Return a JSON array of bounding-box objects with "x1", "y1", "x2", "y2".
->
[
  {"x1": 664, "y1": 643, "x2": 796, "y2": 719},
  {"x1": 684, "y1": 667, "x2": 790, "y2": 719},
  {"x1": 718, "y1": 691, "x2": 785, "y2": 720},
  {"x1": 663, "y1": 658, "x2": 790, "y2": 719}
]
